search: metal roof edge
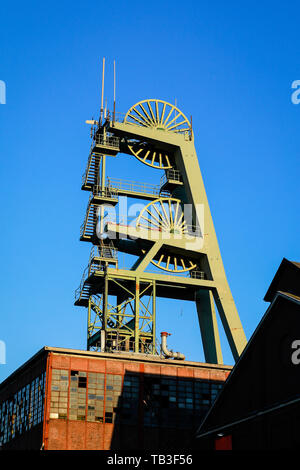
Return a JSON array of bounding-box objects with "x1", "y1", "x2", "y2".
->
[
  {"x1": 0, "y1": 346, "x2": 233, "y2": 390},
  {"x1": 0, "y1": 347, "x2": 48, "y2": 390},
  {"x1": 195, "y1": 291, "x2": 298, "y2": 438},
  {"x1": 43, "y1": 346, "x2": 233, "y2": 370}
]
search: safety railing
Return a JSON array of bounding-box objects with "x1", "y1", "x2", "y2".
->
[
  {"x1": 94, "y1": 109, "x2": 192, "y2": 138},
  {"x1": 104, "y1": 111, "x2": 126, "y2": 124},
  {"x1": 81, "y1": 144, "x2": 102, "y2": 187},
  {"x1": 75, "y1": 265, "x2": 89, "y2": 301},
  {"x1": 92, "y1": 185, "x2": 118, "y2": 200},
  {"x1": 94, "y1": 133, "x2": 120, "y2": 148},
  {"x1": 106, "y1": 177, "x2": 162, "y2": 196},
  {"x1": 160, "y1": 169, "x2": 182, "y2": 187},
  {"x1": 89, "y1": 244, "x2": 118, "y2": 261},
  {"x1": 80, "y1": 222, "x2": 84, "y2": 238},
  {"x1": 105, "y1": 215, "x2": 202, "y2": 238},
  {"x1": 104, "y1": 215, "x2": 137, "y2": 227},
  {"x1": 106, "y1": 110, "x2": 191, "y2": 136},
  {"x1": 80, "y1": 194, "x2": 93, "y2": 238},
  {"x1": 81, "y1": 169, "x2": 88, "y2": 187},
  {"x1": 190, "y1": 270, "x2": 206, "y2": 279},
  {"x1": 75, "y1": 255, "x2": 108, "y2": 301}
]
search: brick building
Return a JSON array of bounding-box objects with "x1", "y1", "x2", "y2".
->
[{"x1": 0, "y1": 347, "x2": 231, "y2": 450}]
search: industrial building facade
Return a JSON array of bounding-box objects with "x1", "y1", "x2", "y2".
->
[{"x1": 0, "y1": 347, "x2": 231, "y2": 450}]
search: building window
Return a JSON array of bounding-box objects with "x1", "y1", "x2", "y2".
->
[
  {"x1": 87, "y1": 372, "x2": 105, "y2": 423},
  {"x1": 143, "y1": 377, "x2": 224, "y2": 429},
  {"x1": 50, "y1": 369, "x2": 69, "y2": 420},
  {"x1": 0, "y1": 372, "x2": 46, "y2": 447},
  {"x1": 120, "y1": 375, "x2": 139, "y2": 424},
  {"x1": 104, "y1": 374, "x2": 122, "y2": 424},
  {"x1": 47, "y1": 368, "x2": 224, "y2": 431},
  {"x1": 49, "y1": 369, "x2": 123, "y2": 424}
]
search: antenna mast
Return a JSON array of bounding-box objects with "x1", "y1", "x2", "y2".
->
[
  {"x1": 113, "y1": 60, "x2": 116, "y2": 124},
  {"x1": 100, "y1": 57, "x2": 105, "y2": 125}
]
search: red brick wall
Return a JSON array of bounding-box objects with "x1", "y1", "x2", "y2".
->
[{"x1": 44, "y1": 353, "x2": 230, "y2": 450}]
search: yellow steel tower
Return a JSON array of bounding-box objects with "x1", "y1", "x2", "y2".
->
[{"x1": 75, "y1": 99, "x2": 247, "y2": 364}]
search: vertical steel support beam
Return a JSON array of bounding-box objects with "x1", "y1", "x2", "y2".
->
[
  {"x1": 99, "y1": 154, "x2": 106, "y2": 235},
  {"x1": 87, "y1": 297, "x2": 92, "y2": 350},
  {"x1": 116, "y1": 294, "x2": 122, "y2": 331},
  {"x1": 152, "y1": 280, "x2": 156, "y2": 355},
  {"x1": 103, "y1": 275, "x2": 108, "y2": 351},
  {"x1": 174, "y1": 140, "x2": 247, "y2": 361},
  {"x1": 212, "y1": 288, "x2": 247, "y2": 362},
  {"x1": 101, "y1": 155, "x2": 106, "y2": 190},
  {"x1": 135, "y1": 279, "x2": 140, "y2": 353},
  {"x1": 196, "y1": 290, "x2": 223, "y2": 364}
]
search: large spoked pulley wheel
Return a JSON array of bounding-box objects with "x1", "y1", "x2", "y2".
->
[
  {"x1": 124, "y1": 99, "x2": 191, "y2": 134},
  {"x1": 127, "y1": 141, "x2": 173, "y2": 170},
  {"x1": 136, "y1": 198, "x2": 197, "y2": 273},
  {"x1": 124, "y1": 99, "x2": 191, "y2": 169}
]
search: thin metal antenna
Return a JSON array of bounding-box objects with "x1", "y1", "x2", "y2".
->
[
  {"x1": 104, "y1": 98, "x2": 107, "y2": 119},
  {"x1": 100, "y1": 57, "x2": 105, "y2": 125},
  {"x1": 113, "y1": 60, "x2": 116, "y2": 124}
]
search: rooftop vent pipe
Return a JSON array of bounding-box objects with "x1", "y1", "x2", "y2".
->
[
  {"x1": 160, "y1": 332, "x2": 185, "y2": 360},
  {"x1": 100, "y1": 330, "x2": 106, "y2": 352}
]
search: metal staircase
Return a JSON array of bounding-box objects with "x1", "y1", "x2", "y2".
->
[
  {"x1": 75, "y1": 243, "x2": 118, "y2": 305},
  {"x1": 80, "y1": 196, "x2": 98, "y2": 242},
  {"x1": 81, "y1": 151, "x2": 102, "y2": 191}
]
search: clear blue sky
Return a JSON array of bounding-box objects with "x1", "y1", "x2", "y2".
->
[{"x1": 0, "y1": 0, "x2": 299, "y2": 381}]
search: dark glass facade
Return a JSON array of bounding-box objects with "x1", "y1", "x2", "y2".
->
[
  {"x1": 0, "y1": 372, "x2": 45, "y2": 446},
  {"x1": 49, "y1": 369, "x2": 223, "y2": 429}
]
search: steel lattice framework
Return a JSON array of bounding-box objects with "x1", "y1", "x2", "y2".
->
[{"x1": 75, "y1": 98, "x2": 247, "y2": 363}]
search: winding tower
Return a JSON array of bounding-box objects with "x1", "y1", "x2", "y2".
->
[{"x1": 75, "y1": 99, "x2": 247, "y2": 364}]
